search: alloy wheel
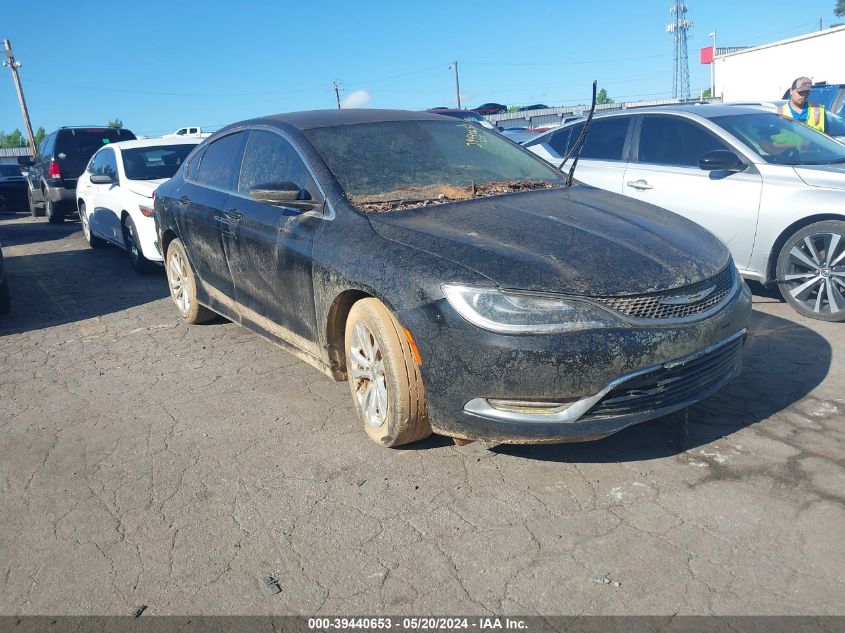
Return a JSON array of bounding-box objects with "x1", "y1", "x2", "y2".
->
[
  {"x1": 347, "y1": 321, "x2": 388, "y2": 429},
  {"x1": 782, "y1": 231, "x2": 845, "y2": 316},
  {"x1": 125, "y1": 222, "x2": 140, "y2": 266},
  {"x1": 81, "y1": 206, "x2": 91, "y2": 241},
  {"x1": 167, "y1": 249, "x2": 191, "y2": 315}
]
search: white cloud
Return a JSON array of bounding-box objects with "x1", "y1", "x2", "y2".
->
[{"x1": 340, "y1": 90, "x2": 372, "y2": 109}]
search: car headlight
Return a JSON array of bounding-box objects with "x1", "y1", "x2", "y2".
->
[{"x1": 442, "y1": 283, "x2": 623, "y2": 334}]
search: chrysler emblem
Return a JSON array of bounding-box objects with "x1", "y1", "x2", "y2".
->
[{"x1": 660, "y1": 285, "x2": 717, "y2": 306}]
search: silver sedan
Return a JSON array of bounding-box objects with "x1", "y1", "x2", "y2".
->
[{"x1": 525, "y1": 104, "x2": 845, "y2": 321}]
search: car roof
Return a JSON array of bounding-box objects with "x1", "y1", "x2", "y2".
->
[
  {"x1": 101, "y1": 137, "x2": 203, "y2": 151},
  {"x1": 425, "y1": 108, "x2": 479, "y2": 115},
  {"x1": 230, "y1": 109, "x2": 450, "y2": 132},
  {"x1": 582, "y1": 103, "x2": 775, "y2": 119}
]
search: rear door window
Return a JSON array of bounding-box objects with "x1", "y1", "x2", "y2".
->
[
  {"x1": 195, "y1": 131, "x2": 247, "y2": 191},
  {"x1": 580, "y1": 118, "x2": 630, "y2": 161},
  {"x1": 637, "y1": 116, "x2": 729, "y2": 167}
]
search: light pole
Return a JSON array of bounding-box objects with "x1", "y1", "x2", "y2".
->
[{"x1": 708, "y1": 30, "x2": 717, "y2": 99}]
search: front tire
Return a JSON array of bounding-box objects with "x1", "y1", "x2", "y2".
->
[
  {"x1": 345, "y1": 298, "x2": 431, "y2": 448},
  {"x1": 165, "y1": 238, "x2": 215, "y2": 324},
  {"x1": 45, "y1": 198, "x2": 65, "y2": 224},
  {"x1": 79, "y1": 202, "x2": 106, "y2": 248},
  {"x1": 122, "y1": 215, "x2": 156, "y2": 274},
  {"x1": 776, "y1": 220, "x2": 845, "y2": 322}
]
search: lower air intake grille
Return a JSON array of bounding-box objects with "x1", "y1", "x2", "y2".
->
[{"x1": 582, "y1": 334, "x2": 743, "y2": 420}]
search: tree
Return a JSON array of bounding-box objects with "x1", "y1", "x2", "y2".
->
[
  {"x1": 0, "y1": 129, "x2": 28, "y2": 149},
  {"x1": 596, "y1": 88, "x2": 614, "y2": 105},
  {"x1": 836, "y1": 0, "x2": 845, "y2": 16},
  {"x1": 107, "y1": 118, "x2": 123, "y2": 129},
  {"x1": 506, "y1": 105, "x2": 520, "y2": 113},
  {"x1": 702, "y1": 88, "x2": 713, "y2": 98},
  {"x1": 34, "y1": 127, "x2": 46, "y2": 147}
]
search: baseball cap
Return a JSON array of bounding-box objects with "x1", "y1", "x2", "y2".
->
[{"x1": 793, "y1": 77, "x2": 813, "y2": 91}]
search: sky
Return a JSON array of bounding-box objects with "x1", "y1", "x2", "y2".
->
[{"x1": 1, "y1": 0, "x2": 842, "y2": 137}]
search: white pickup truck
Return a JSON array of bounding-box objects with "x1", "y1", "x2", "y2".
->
[{"x1": 164, "y1": 126, "x2": 211, "y2": 138}]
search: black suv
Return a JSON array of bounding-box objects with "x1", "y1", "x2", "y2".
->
[{"x1": 22, "y1": 126, "x2": 135, "y2": 223}]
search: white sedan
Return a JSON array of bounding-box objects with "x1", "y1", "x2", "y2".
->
[{"x1": 76, "y1": 137, "x2": 200, "y2": 273}]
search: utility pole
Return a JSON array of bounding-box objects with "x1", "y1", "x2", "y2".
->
[
  {"x1": 332, "y1": 80, "x2": 342, "y2": 109},
  {"x1": 2, "y1": 39, "x2": 37, "y2": 155},
  {"x1": 449, "y1": 61, "x2": 461, "y2": 109}
]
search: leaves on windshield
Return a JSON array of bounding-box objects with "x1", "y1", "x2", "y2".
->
[{"x1": 351, "y1": 180, "x2": 563, "y2": 212}]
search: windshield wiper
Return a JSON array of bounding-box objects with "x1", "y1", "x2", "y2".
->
[{"x1": 564, "y1": 80, "x2": 598, "y2": 188}]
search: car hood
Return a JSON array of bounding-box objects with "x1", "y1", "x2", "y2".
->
[
  {"x1": 793, "y1": 163, "x2": 845, "y2": 190},
  {"x1": 366, "y1": 187, "x2": 729, "y2": 297},
  {"x1": 125, "y1": 178, "x2": 168, "y2": 199}
]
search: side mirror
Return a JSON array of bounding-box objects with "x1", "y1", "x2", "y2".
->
[
  {"x1": 250, "y1": 182, "x2": 321, "y2": 212},
  {"x1": 90, "y1": 173, "x2": 114, "y2": 184},
  {"x1": 18, "y1": 156, "x2": 33, "y2": 167},
  {"x1": 250, "y1": 182, "x2": 301, "y2": 204},
  {"x1": 699, "y1": 150, "x2": 746, "y2": 172}
]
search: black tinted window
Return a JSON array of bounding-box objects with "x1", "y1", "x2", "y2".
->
[
  {"x1": 195, "y1": 132, "x2": 247, "y2": 190},
  {"x1": 122, "y1": 144, "x2": 197, "y2": 180},
  {"x1": 548, "y1": 124, "x2": 582, "y2": 156},
  {"x1": 100, "y1": 149, "x2": 118, "y2": 180},
  {"x1": 238, "y1": 130, "x2": 313, "y2": 197},
  {"x1": 89, "y1": 150, "x2": 108, "y2": 175},
  {"x1": 637, "y1": 116, "x2": 728, "y2": 166},
  {"x1": 581, "y1": 118, "x2": 629, "y2": 160},
  {"x1": 56, "y1": 128, "x2": 135, "y2": 157}
]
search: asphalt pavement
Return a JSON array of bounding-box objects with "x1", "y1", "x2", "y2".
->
[{"x1": 1, "y1": 212, "x2": 844, "y2": 615}]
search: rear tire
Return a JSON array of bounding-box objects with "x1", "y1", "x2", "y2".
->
[
  {"x1": 165, "y1": 238, "x2": 215, "y2": 324},
  {"x1": 776, "y1": 220, "x2": 845, "y2": 322},
  {"x1": 45, "y1": 198, "x2": 65, "y2": 224},
  {"x1": 79, "y1": 202, "x2": 106, "y2": 248},
  {"x1": 28, "y1": 188, "x2": 44, "y2": 218},
  {"x1": 122, "y1": 215, "x2": 156, "y2": 274},
  {"x1": 345, "y1": 298, "x2": 431, "y2": 448}
]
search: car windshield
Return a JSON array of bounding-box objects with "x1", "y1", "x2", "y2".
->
[
  {"x1": 713, "y1": 112, "x2": 845, "y2": 165},
  {"x1": 304, "y1": 120, "x2": 564, "y2": 212},
  {"x1": 0, "y1": 165, "x2": 22, "y2": 177},
  {"x1": 121, "y1": 144, "x2": 197, "y2": 180}
]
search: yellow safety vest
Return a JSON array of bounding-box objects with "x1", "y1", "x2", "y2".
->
[{"x1": 779, "y1": 102, "x2": 826, "y2": 132}]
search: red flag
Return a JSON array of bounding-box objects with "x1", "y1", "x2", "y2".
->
[{"x1": 700, "y1": 46, "x2": 714, "y2": 64}]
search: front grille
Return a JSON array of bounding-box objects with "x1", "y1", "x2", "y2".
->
[
  {"x1": 582, "y1": 334, "x2": 743, "y2": 420},
  {"x1": 593, "y1": 265, "x2": 735, "y2": 321}
]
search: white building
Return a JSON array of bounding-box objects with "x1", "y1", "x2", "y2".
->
[{"x1": 714, "y1": 25, "x2": 845, "y2": 102}]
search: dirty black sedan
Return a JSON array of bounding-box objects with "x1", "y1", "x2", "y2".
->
[{"x1": 154, "y1": 110, "x2": 751, "y2": 447}]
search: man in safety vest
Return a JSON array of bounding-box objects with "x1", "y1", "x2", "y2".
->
[{"x1": 779, "y1": 76, "x2": 826, "y2": 133}]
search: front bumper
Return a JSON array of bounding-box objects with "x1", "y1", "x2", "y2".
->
[{"x1": 402, "y1": 280, "x2": 752, "y2": 444}]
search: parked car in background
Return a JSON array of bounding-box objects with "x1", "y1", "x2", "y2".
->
[
  {"x1": 77, "y1": 137, "x2": 199, "y2": 273},
  {"x1": 471, "y1": 102, "x2": 507, "y2": 115},
  {"x1": 0, "y1": 164, "x2": 27, "y2": 212},
  {"x1": 525, "y1": 104, "x2": 845, "y2": 321},
  {"x1": 22, "y1": 126, "x2": 136, "y2": 224},
  {"x1": 0, "y1": 239, "x2": 9, "y2": 315},
  {"x1": 155, "y1": 109, "x2": 750, "y2": 448},
  {"x1": 518, "y1": 104, "x2": 550, "y2": 112},
  {"x1": 165, "y1": 126, "x2": 211, "y2": 138},
  {"x1": 425, "y1": 108, "x2": 495, "y2": 129}
]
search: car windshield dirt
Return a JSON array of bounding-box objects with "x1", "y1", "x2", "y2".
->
[
  {"x1": 713, "y1": 112, "x2": 845, "y2": 165},
  {"x1": 121, "y1": 144, "x2": 197, "y2": 181},
  {"x1": 304, "y1": 120, "x2": 565, "y2": 211}
]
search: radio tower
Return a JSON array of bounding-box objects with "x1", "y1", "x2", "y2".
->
[{"x1": 666, "y1": 1, "x2": 693, "y2": 99}]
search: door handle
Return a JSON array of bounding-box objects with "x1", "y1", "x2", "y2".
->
[
  {"x1": 177, "y1": 196, "x2": 190, "y2": 205},
  {"x1": 626, "y1": 179, "x2": 653, "y2": 191},
  {"x1": 221, "y1": 209, "x2": 243, "y2": 220}
]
